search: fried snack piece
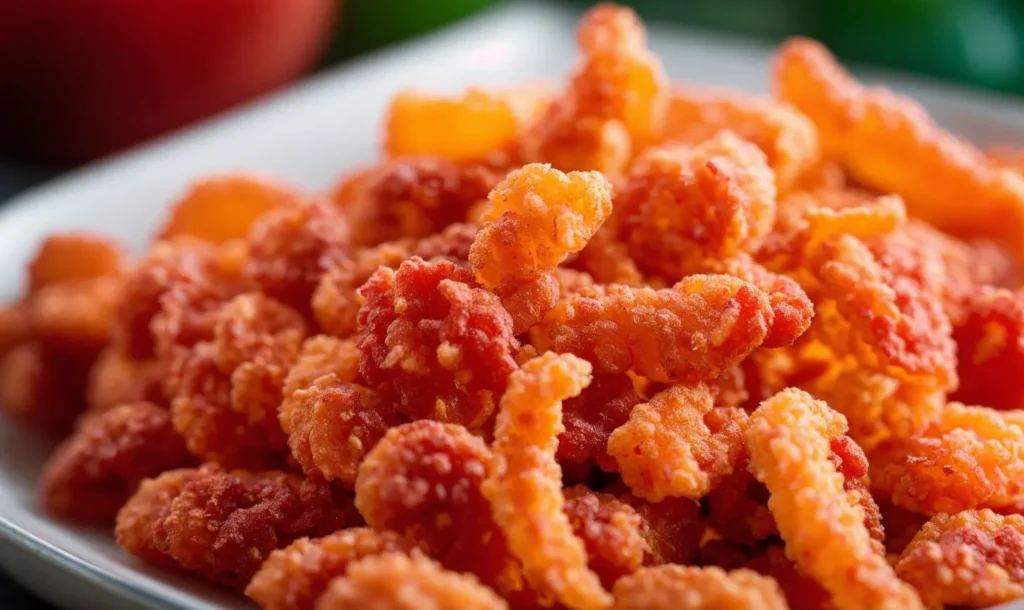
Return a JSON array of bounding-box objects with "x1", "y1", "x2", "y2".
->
[
  {"x1": 875, "y1": 403, "x2": 1024, "y2": 514},
  {"x1": 245, "y1": 198, "x2": 351, "y2": 316},
  {"x1": 952, "y1": 287, "x2": 1024, "y2": 410},
  {"x1": 0, "y1": 342, "x2": 92, "y2": 434},
  {"x1": 535, "y1": 276, "x2": 775, "y2": 383},
  {"x1": 619, "y1": 133, "x2": 776, "y2": 281},
  {"x1": 895, "y1": 510, "x2": 1024, "y2": 609},
  {"x1": 286, "y1": 374, "x2": 399, "y2": 486},
  {"x1": 315, "y1": 552, "x2": 509, "y2": 610},
  {"x1": 660, "y1": 88, "x2": 819, "y2": 192},
  {"x1": 745, "y1": 388, "x2": 923, "y2": 610},
  {"x1": 385, "y1": 87, "x2": 549, "y2": 162},
  {"x1": 38, "y1": 402, "x2": 194, "y2": 525},
  {"x1": 348, "y1": 157, "x2": 502, "y2": 246},
  {"x1": 706, "y1": 469, "x2": 777, "y2": 546},
  {"x1": 608, "y1": 383, "x2": 747, "y2": 501},
  {"x1": 571, "y1": 226, "x2": 646, "y2": 286},
  {"x1": 470, "y1": 163, "x2": 612, "y2": 289},
  {"x1": 0, "y1": 306, "x2": 26, "y2": 361},
  {"x1": 559, "y1": 373, "x2": 643, "y2": 471},
  {"x1": 358, "y1": 258, "x2": 519, "y2": 430},
  {"x1": 117, "y1": 464, "x2": 349, "y2": 589},
  {"x1": 246, "y1": 528, "x2": 416, "y2": 610},
  {"x1": 483, "y1": 352, "x2": 611, "y2": 610},
  {"x1": 355, "y1": 420, "x2": 525, "y2": 598},
  {"x1": 26, "y1": 276, "x2": 121, "y2": 356},
  {"x1": 521, "y1": 4, "x2": 666, "y2": 175},
  {"x1": 624, "y1": 496, "x2": 706, "y2": 566},
  {"x1": 741, "y1": 545, "x2": 831, "y2": 610},
  {"x1": 564, "y1": 486, "x2": 646, "y2": 588},
  {"x1": 115, "y1": 238, "x2": 248, "y2": 359},
  {"x1": 312, "y1": 223, "x2": 478, "y2": 338},
  {"x1": 26, "y1": 232, "x2": 125, "y2": 292},
  {"x1": 157, "y1": 174, "x2": 298, "y2": 243},
  {"x1": 281, "y1": 335, "x2": 362, "y2": 407},
  {"x1": 115, "y1": 468, "x2": 203, "y2": 568},
  {"x1": 171, "y1": 293, "x2": 306, "y2": 469},
  {"x1": 773, "y1": 38, "x2": 1024, "y2": 258},
  {"x1": 86, "y1": 347, "x2": 166, "y2": 411},
  {"x1": 610, "y1": 565, "x2": 788, "y2": 610}
]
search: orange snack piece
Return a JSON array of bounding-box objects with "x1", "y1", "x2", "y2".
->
[
  {"x1": 895, "y1": 510, "x2": 1024, "y2": 609},
  {"x1": 385, "y1": 87, "x2": 549, "y2": 162},
  {"x1": 38, "y1": 402, "x2": 194, "y2": 525},
  {"x1": 745, "y1": 388, "x2": 924, "y2": 610},
  {"x1": 773, "y1": 37, "x2": 1024, "y2": 259},
  {"x1": 535, "y1": 275, "x2": 775, "y2": 383},
  {"x1": 117, "y1": 464, "x2": 350, "y2": 589},
  {"x1": 661, "y1": 88, "x2": 819, "y2": 192},
  {"x1": 86, "y1": 347, "x2": 166, "y2": 411},
  {"x1": 246, "y1": 528, "x2": 415, "y2": 610},
  {"x1": 357, "y1": 258, "x2": 519, "y2": 430},
  {"x1": 157, "y1": 174, "x2": 299, "y2": 244},
  {"x1": 619, "y1": 132, "x2": 776, "y2": 282},
  {"x1": 608, "y1": 383, "x2": 747, "y2": 501},
  {"x1": 0, "y1": 342, "x2": 92, "y2": 434},
  {"x1": 483, "y1": 352, "x2": 611, "y2": 610},
  {"x1": 315, "y1": 552, "x2": 509, "y2": 610},
  {"x1": 610, "y1": 565, "x2": 789, "y2": 610},
  {"x1": 26, "y1": 233, "x2": 125, "y2": 292}
]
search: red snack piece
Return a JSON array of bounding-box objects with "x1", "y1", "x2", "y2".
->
[
  {"x1": 564, "y1": 486, "x2": 646, "y2": 588},
  {"x1": 626, "y1": 495, "x2": 706, "y2": 566},
  {"x1": 952, "y1": 287, "x2": 1024, "y2": 410},
  {"x1": 115, "y1": 468, "x2": 203, "y2": 568},
  {"x1": 357, "y1": 258, "x2": 519, "y2": 430},
  {"x1": 38, "y1": 402, "x2": 194, "y2": 525},
  {"x1": 86, "y1": 347, "x2": 166, "y2": 411},
  {"x1": 559, "y1": 373, "x2": 642, "y2": 471}
]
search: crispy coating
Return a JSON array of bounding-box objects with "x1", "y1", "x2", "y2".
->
[
  {"x1": 244, "y1": 198, "x2": 351, "y2": 316},
  {"x1": 875, "y1": 403, "x2": 1024, "y2": 515},
  {"x1": 115, "y1": 468, "x2": 204, "y2": 568},
  {"x1": 559, "y1": 373, "x2": 642, "y2": 471},
  {"x1": 385, "y1": 87, "x2": 549, "y2": 162},
  {"x1": 86, "y1": 347, "x2": 166, "y2": 411},
  {"x1": 246, "y1": 528, "x2": 415, "y2": 610},
  {"x1": 157, "y1": 174, "x2": 298, "y2": 243},
  {"x1": 0, "y1": 342, "x2": 91, "y2": 434},
  {"x1": 26, "y1": 232, "x2": 125, "y2": 292},
  {"x1": 608, "y1": 383, "x2": 747, "y2": 501},
  {"x1": 358, "y1": 258, "x2": 519, "y2": 430},
  {"x1": 895, "y1": 510, "x2": 1024, "y2": 609},
  {"x1": 287, "y1": 374, "x2": 399, "y2": 486},
  {"x1": 706, "y1": 468, "x2": 777, "y2": 546},
  {"x1": 572, "y1": 226, "x2": 645, "y2": 286},
  {"x1": 773, "y1": 38, "x2": 1024, "y2": 259},
  {"x1": 626, "y1": 495, "x2": 705, "y2": 566},
  {"x1": 619, "y1": 132, "x2": 777, "y2": 280},
  {"x1": 610, "y1": 565, "x2": 788, "y2": 610},
  {"x1": 38, "y1": 402, "x2": 194, "y2": 525},
  {"x1": 26, "y1": 276, "x2": 121, "y2": 356},
  {"x1": 952, "y1": 287, "x2": 1024, "y2": 410},
  {"x1": 535, "y1": 275, "x2": 774, "y2": 383},
  {"x1": 470, "y1": 163, "x2": 612, "y2": 291},
  {"x1": 117, "y1": 464, "x2": 349, "y2": 589},
  {"x1": 281, "y1": 335, "x2": 362, "y2": 410},
  {"x1": 563, "y1": 486, "x2": 646, "y2": 588},
  {"x1": 484, "y1": 352, "x2": 611, "y2": 609},
  {"x1": 745, "y1": 388, "x2": 923, "y2": 610},
  {"x1": 315, "y1": 552, "x2": 509, "y2": 610},
  {"x1": 348, "y1": 157, "x2": 502, "y2": 246},
  {"x1": 661, "y1": 88, "x2": 819, "y2": 192}
]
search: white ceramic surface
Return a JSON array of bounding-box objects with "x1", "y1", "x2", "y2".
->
[{"x1": 2, "y1": 2, "x2": 1023, "y2": 608}]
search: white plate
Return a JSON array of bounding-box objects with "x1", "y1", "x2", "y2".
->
[{"x1": 2, "y1": 2, "x2": 1023, "y2": 608}]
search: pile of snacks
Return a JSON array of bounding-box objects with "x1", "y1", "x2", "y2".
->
[{"x1": 4, "y1": 4, "x2": 1024, "y2": 609}]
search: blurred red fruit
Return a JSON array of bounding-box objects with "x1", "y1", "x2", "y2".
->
[{"x1": 0, "y1": 0, "x2": 338, "y2": 164}]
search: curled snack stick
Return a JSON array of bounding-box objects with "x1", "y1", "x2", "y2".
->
[
  {"x1": 314, "y1": 552, "x2": 509, "y2": 610},
  {"x1": 385, "y1": 87, "x2": 550, "y2": 162},
  {"x1": 952, "y1": 287, "x2": 1024, "y2": 410},
  {"x1": 611, "y1": 565, "x2": 789, "y2": 610},
  {"x1": 875, "y1": 403, "x2": 1024, "y2": 515},
  {"x1": 470, "y1": 163, "x2": 612, "y2": 290},
  {"x1": 895, "y1": 510, "x2": 1024, "y2": 609},
  {"x1": 660, "y1": 87, "x2": 820, "y2": 192},
  {"x1": 26, "y1": 232, "x2": 125, "y2": 292},
  {"x1": 534, "y1": 275, "x2": 774, "y2": 383},
  {"x1": 38, "y1": 402, "x2": 194, "y2": 525},
  {"x1": 608, "y1": 383, "x2": 747, "y2": 501},
  {"x1": 744, "y1": 388, "x2": 924, "y2": 610},
  {"x1": 157, "y1": 174, "x2": 299, "y2": 244},
  {"x1": 773, "y1": 38, "x2": 1024, "y2": 259},
  {"x1": 483, "y1": 352, "x2": 611, "y2": 609},
  {"x1": 619, "y1": 132, "x2": 777, "y2": 282},
  {"x1": 245, "y1": 528, "x2": 416, "y2": 610}
]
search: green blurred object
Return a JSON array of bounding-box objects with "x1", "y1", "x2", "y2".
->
[{"x1": 325, "y1": 0, "x2": 499, "y2": 64}]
